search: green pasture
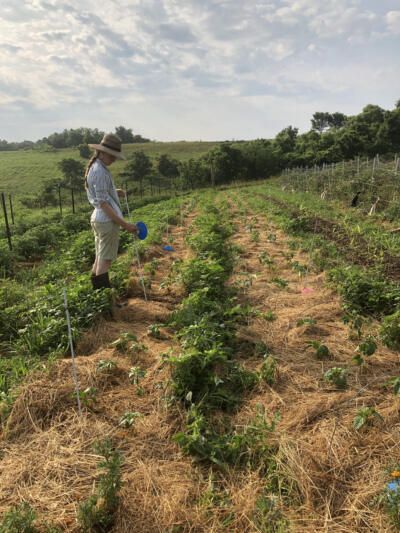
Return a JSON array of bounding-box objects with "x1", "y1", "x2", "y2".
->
[{"x1": 0, "y1": 141, "x2": 220, "y2": 194}]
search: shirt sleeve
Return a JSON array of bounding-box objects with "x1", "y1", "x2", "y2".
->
[{"x1": 91, "y1": 166, "x2": 112, "y2": 206}]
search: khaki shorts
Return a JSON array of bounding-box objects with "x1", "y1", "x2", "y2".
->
[{"x1": 91, "y1": 221, "x2": 120, "y2": 261}]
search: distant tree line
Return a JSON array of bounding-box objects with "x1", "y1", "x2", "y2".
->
[{"x1": 0, "y1": 126, "x2": 150, "y2": 152}]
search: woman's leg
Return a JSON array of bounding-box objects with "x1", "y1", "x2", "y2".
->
[
  {"x1": 92, "y1": 257, "x2": 98, "y2": 275},
  {"x1": 95, "y1": 259, "x2": 112, "y2": 276}
]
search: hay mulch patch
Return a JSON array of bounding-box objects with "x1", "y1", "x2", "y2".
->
[{"x1": 225, "y1": 201, "x2": 400, "y2": 532}]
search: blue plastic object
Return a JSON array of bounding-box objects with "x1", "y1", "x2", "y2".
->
[
  {"x1": 387, "y1": 481, "x2": 400, "y2": 502},
  {"x1": 163, "y1": 245, "x2": 174, "y2": 252},
  {"x1": 135, "y1": 221, "x2": 148, "y2": 240}
]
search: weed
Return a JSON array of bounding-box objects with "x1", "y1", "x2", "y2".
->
[{"x1": 324, "y1": 367, "x2": 347, "y2": 390}]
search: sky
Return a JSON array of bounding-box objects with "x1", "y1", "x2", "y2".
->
[{"x1": 0, "y1": 0, "x2": 399, "y2": 142}]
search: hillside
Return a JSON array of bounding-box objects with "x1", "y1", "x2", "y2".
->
[{"x1": 0, "y1": 141, "x2": 220, "y2": 195}]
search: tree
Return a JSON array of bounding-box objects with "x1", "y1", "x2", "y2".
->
[
  {"x1": 311, "y1": 112, "x2": 331, "y2": 133},
  {"x1": 158, "y1": 154, "x2": 180, "y2": 180},
  {"x1": 327, "y1": 112, "x2": 347, "y2": 129},
  {"x1": 121, "y1": 151, "x2": 152, "y2": 197},
  {"x1": 78, "y1": 143, "x2": 91, "y2": 159},
  {"x1": 206, "y1": 144, "x2": 245, "y2": 186},
  {"x1": 58, "y1": 158, "x2": 85, "y2": 189},
  {"x1": 114, "y1": 126, "x2": 134, "y2": 143},
  {"x1": 274, "y1": 126, "x2": 299, "y2": 159},
  {"x1": 179, "y1": 158, "x2": 209, "y2": 190}
]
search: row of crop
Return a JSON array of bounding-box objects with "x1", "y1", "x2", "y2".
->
[
  {"x1": 166, "y1": 196, "x2": 285, "y2": 506},
  {"x1": 0, "y1": 197, "x2": 185, "y2": 418},
  {"x1": 0, "y1": 193, "x2": 181, "y2": 277},
  {"x1": 240, "y1": 187, "x2": 400, "y2": 352}
]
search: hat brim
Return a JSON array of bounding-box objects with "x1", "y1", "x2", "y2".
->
[{"x1": 88, "y1": 143, "x2": 126, "y2": 160}]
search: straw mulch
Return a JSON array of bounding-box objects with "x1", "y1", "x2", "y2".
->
[
  {"x1": 228, "y1": 207, "x2": 400, "y2": 532},
  {"x1": 1, "y1": 203, "x2": 400, "y2": 531}
]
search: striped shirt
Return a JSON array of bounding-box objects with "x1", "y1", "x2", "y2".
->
[{"x1": 86, "y1": 159, "x2": 123, "y2": 223}]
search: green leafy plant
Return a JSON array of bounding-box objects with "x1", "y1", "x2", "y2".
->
[
  {"x1": 96, "y1": 359, "x2": 117, "y2": 372},
  {"x1": 324, "y1": 367, "x2": 347, "y2": 389},
  {"x1": 77, "y1": 387, "x2": 98, "y2": 408},
  {"x1": 259, "y1": 310, "x2": 277, "y2": 322},
  {"x1": 306, "y1": 340, "x2": 331, "y2": 360},
  {"x1": 110, "y1": 333, "x2": 146, "y2": 355},
  {"x1": 296, "y1": 317, "x2": 316, "y2": 327},
  {"x1": 0, "y1": 502, "x2": 38, "y2": 533},
  {"x1": 252, "y1": 492, "x2": 289, "y2": 533},
  {"x1": 119, "y1": 411, "x2": 142, "y2": 428},
  {"x1": 271, "y1": 278, "x2": 288, "y2": 289},
  {"x1": 128, "y1": 366, "x2": 146, "y2": 385},
  {"x1": 148, "y1": 324, "x2": 163, "y2": 339},
  {"x1": 353, "y1": 407, "x2": 383, "y2": 430},
  {"x1": 386, "y1": 377, "x2": 400, "y2": 395},
  {"x1": 78, "y1": 439, "x2": 122, "y2": 531},
  {"x1": 381, "y1": 310, "x2": 400, "y2": 350},
  {"x1": 290, "y1": 261, "x2": 308, "y2": 276},
  {"x1": 357, "y1": 336, "x2": 377, "y2": 357},
  {"x1": 259, "y1": 356, "x2": 277, "y2": 385},
  {"x1": 258, "y1": 251, "x2": 274, "y2": 267}
]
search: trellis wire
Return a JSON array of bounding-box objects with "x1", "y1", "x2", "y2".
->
[
  {"x1": 63, "y1": 287, "x2": 82, "y2": 415},
  {"x1": 281, "y1": 155, "x2": 399, "y2": 213}
]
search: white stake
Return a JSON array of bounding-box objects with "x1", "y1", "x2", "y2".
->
[
  {"x1": 63, "y1": 288, "x2": 82, "y2": 415},
  {"x1": 124, "y1": 193, "x2": 148, "y2": 301}
]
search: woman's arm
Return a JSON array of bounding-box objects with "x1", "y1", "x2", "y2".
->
[{"x1": 99, "y1": 201, "x2": 138, "y2": 234}]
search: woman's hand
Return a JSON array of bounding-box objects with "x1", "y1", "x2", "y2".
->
[
  {"x1": 124, "y1": 222, "x2": 138, "y2": 234},
  {"x1": 116, "y1": 188, "x2": 126, "y2": 199}
]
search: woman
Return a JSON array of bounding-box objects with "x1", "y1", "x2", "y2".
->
[{"x1": 85, "y1": 132, "x2": 137, "y2": 290}]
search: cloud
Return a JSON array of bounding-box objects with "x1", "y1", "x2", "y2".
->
[
  {"x1": 0, "y1": 0, "x2": 398, "y2": 141},
  {"x1": 386, "y1": 11, "x2": 400, "y2": 34}
]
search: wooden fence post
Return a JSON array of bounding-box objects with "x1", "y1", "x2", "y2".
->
[{"x1": 1, "y1": 192, "x2": 12, "y2": 250}]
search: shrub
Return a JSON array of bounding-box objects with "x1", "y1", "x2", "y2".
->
[
  {"x1": 381, "y1": 311, "x2": 400, "y2": 350},
  {"x1": 329, "y1": 267, "x2": 400, "y2": 316},
  {"x1": 324, "y1": 367, "x2": 347, "y2": 389}
]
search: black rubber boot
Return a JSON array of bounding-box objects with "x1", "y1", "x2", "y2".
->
[{"x1": 91, "y1": 272, "x2": 111, "y2": 289}]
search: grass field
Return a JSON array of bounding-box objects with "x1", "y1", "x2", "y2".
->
[{"x1": 0, "y1": 141, "x2": 220, "y2": 194}]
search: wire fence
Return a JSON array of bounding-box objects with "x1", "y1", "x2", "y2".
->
[{"x1": 281, "y1": 154, "x2": 400, "y2": 214}]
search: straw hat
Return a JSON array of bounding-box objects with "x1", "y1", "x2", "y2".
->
[{"x1": 89, "y1": 133, "x2": 126, "y2": 160}]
